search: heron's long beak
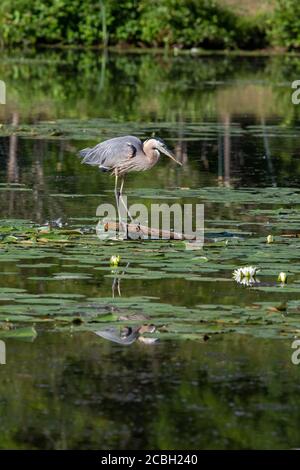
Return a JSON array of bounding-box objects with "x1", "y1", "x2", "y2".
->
[{"x1": 160, "y1": 146, "x2": 182, "y2": 166}]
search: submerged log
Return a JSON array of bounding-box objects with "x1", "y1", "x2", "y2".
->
[{"x1": 103, "y1": 220, "x2": 196, "y2": 240}]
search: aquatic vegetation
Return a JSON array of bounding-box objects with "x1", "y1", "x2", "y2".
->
[
  {"x1": 0, "y1": 326, "x2": 37, "y2": 341},
  {"x1": 0, "y1": 211, "x2": 299, "y2": 341}
]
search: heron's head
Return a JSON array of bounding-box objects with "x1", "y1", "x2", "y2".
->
[{"x1": 144, "y1": 138, "x2": 182, "y2": 166}]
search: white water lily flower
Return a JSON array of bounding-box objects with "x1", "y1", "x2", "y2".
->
[
  {"x1": 239, "y1": 276, "x2": 260, "y2": 287},
  {"x1": 233, "y1": 266, "x2": 260, "y2": 286},
  {"x1": 244, "y1": 266, "x2": 260, "y2": 278}
]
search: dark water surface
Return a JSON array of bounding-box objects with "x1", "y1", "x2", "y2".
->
[{"x1": 0, "y1": 51, "x2": 300, "y2": 449}]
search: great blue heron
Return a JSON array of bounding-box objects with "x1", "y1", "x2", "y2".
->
[{"x1": 79, "y1": 135, "x2": 182, "y2": 227}]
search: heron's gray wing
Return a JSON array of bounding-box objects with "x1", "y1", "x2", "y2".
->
[
  {"x1": 79, "y1": 135, "x2": 142, "y2": 169},
  {"x1": 94, "y1": 327, "x2": 139, "y2": 345}
]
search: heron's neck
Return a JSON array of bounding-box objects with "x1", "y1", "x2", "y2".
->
[{"x1": 143, "y1": 141, "x2": 160, "y2": 164}]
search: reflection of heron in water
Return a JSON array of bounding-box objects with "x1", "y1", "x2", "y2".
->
[
  {"x1": 94, "y1": 324, "x2": 156, "y2": 346},
  {"x1": 79, "y1": 136, "x2": 182, "y2": 227},
  {"x1": 111, "y1": 262, "x2": 130, "y2": 298},
  {"x1": 94, "y1": 261, "x2": 157, "y2": 345}
]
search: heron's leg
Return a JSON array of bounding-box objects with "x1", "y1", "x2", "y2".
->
[
  {"x1": 119, "y1": 177, "x2": 134, "y2": 223},
  {"x1": 114, "y1": 172, "x2": 127, "y2": 236},
  {"x1": 119, "y1": 177, "x2": 129, "y2": 238},
  {"x1": 114, "y1": 172, "x2": 121, "y2": 232},
  {"x1": 119, "y1": 176, "x2": 124, "y2": 197},
  {"x1": 114, "y1": 172, "x2": 119, "y2": 207}
]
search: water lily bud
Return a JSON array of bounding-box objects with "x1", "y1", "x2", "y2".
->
[
  {"x1": 267, "y1": 235, "x2": 274, "y2": 244},
  {"x1": 278, "y1": 272, "x2": 287, "y2": 283},
  {"x1": 110, "y1": 255, "x2": 120, "y2": 267}
]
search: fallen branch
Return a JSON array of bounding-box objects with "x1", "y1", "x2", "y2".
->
[{"x1": 103, "y1": 220, "x2": 196, "y2": 240}]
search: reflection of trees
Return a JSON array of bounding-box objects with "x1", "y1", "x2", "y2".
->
[
  {"x1": 32, "y1": 140, "x2": 47, "y2": 224},
  {"x1": 223, "y1": 113, "x2": 231, "y2": 187},
  {"x1": 1, "y1": 51, "x2": 292, "y2": 123},
  {"x1": 0, "y1": 51, "x2": 300, "y2": 220},
  {"x1": 7, "y1": 112, "x2": 19, "y2": 216},
  {"x1": 0, "y1": 133, "x2": 63, "y2": 223},
  {"x1": 261, "y1": 116, "x2": 276, "y2": 187},
  {"x1": 7, "y1": 112, "x2": 19, "y2": 183}
]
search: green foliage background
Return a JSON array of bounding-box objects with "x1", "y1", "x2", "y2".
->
[
  {"x1": 269, "y1": 0, "x2": 300, "y2": 49},
  {"x1": 0, "y1": 0, "x2": 299, "y2": 50}
]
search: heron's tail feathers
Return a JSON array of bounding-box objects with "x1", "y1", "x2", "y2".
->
[
  {"x1": 79, "y1": 148, "x2": 91, "y2": 159},
  {"x1": 79, "y1": 147, "x2": 103, "y2": 166},
  {"x1": 79, "y1": 147, "x2": 98, "y2": 166}
]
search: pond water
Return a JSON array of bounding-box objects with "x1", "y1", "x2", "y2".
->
[{"x1": 0, "y1": 50, "x2": 300, "y2": 449}]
